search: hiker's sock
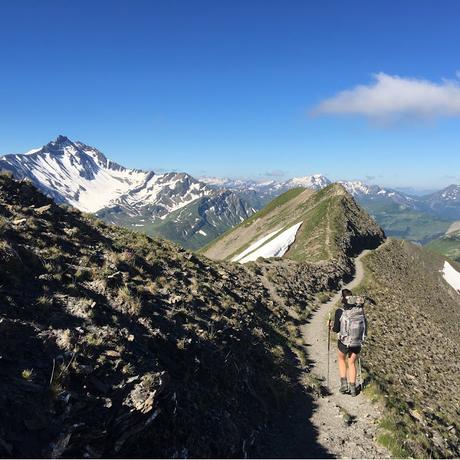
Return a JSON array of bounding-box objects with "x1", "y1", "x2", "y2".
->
[
  {"x1": 349, "y1": 383, "x2": 357, "y2": 397},
  {"x1": 339, "y1": 378, "x2": 348, "y2": 394}
]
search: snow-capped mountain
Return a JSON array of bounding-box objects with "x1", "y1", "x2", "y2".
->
[
  {"x1": 201, "y1": 174, "x2": 331, "y2": 198},
  {"x1": 420, "y1": 185, "x2": 460, "y2": 220},
  {"x1": 338, "y1": 180, "x2": 416, "y2": 206},
  {"x1": 0, "y1": 136, "x2": 144, "y2": 212},
  {"x1": 283, "y1": 174, "x2": 331, "y2": 190},
  {"x1": 424, "y1": 185, "x2": 460, "y2": 204},
  {"x1": 0, "y1": 136, "x2": 262, "y2": 248},
  {"x1": 0, "y1": 136, "x2": 214, "y2": 218},
  {"x1": 202, "y1": 174, "x2": 415, "y2": 206},
  {"x1": 144, "y1": 189, "x2": 260, "y2": 250},
  {"x1": 201, "y1": 176, "x2": 281, "y2": 193}
]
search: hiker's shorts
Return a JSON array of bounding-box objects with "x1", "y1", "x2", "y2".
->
[{"x1": 338, "y1": 340, "x2": 361, "y2": 356}]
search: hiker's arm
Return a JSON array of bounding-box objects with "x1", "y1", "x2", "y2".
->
[{"x1": 332, "y1": 309, "x2": 342, "y2": 333}]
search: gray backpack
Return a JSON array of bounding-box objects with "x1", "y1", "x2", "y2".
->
[{"x1": 339, "y1": 301, "x2": 367, "y2": 348}]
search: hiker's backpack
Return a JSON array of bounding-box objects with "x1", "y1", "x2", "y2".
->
[{"x1": 339, "y1": 302, "x2": 367, "y2": 348}]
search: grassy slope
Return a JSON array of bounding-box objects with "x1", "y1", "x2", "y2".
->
[
  {"x1": 198, "y1": 187, "x2": 305, "y2": 255},
  {"x1": 354, "y1": 239, "x2": 460, "y2": 458},
  {"x1": 425, "y1": 229, "x2": 460, "y2": 262}
]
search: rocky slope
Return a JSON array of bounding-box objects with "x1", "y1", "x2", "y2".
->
[
  {"x1": 355, "y1": 240, "x2": 460, "y2": 458},
  {"x1": 0, "y1": 173, "x2": 378, "y2": 458},
  {"x1": 201, "y1": 184, "x2": 385, "y2": 264}
]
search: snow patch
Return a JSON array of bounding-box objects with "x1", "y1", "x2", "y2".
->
[
  {"x1": 232, "y1": 228, "x2": 282, "y2": 262},
  {"x1": 236, "y1": 222, "x2": 303, "y2": 264},
  {"x1": 25, "y1": 147, "x2": 42, "y2": 155},
  {"x1": 441, "y1": 261, "x2": 460, "y2": 293}
]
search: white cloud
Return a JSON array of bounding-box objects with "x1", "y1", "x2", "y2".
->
[{"x1": 312, "y1": 73, "x2": 460, "y2": 121}]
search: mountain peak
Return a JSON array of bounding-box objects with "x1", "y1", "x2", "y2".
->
[
  {"x1": 55, "y1": 134, "x2": 71, "y2": 143},
  {"x1": 284, "y1": 174, "x2": 331, "y2": 190},
  {"x1": 49, "y1": 135, "x2": 73, "y2": 147},
  {"x1": 42, "y1": 135, "x2": 75, "y2": 153},
  {"x1": 327, "y1": 182, "x2": 348, "y2": 195}
]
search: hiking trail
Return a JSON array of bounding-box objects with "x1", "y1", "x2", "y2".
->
[{"x1": 300, "y1": 247, "x2": 390, "y2": 458}]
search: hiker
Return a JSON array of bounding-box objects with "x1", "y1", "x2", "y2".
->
[{"x1": 330, "y1": 288, "x2": 367, "y2": 397}]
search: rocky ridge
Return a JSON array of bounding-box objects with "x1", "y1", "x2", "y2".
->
[
  {"x1": 202, "y1": 184, "x2": 385, "y2": 264},
  {"x1": 0, "y1": 173, "x2": 382, "y2": 458}
]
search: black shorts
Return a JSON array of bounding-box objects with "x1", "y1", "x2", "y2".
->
[{"x1": 338, "y1": 340, "x2": 361, "y2": 356}]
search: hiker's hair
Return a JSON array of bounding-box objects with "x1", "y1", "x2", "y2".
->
[{"x1": 341, "y1": 288, "x2": 352, "y2": 299}]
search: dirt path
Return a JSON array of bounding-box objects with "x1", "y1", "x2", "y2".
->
[{"x1": 300, "y1": 249, "x2": 389, "y2": 459}]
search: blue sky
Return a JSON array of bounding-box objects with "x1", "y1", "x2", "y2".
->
[{"x1": 1, "y1": 0, "x2": 459, "y2": 189}]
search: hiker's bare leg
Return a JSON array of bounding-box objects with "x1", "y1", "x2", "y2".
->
[
  {"x1": 347, "y1": 353, "x2": 357, "y2": 384},
  {"x1": 337, "y1": 349, "x2": 347, "y2": 379}
]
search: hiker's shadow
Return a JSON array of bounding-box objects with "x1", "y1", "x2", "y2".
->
[{"x1": 253, "y1": 349, "x2": 334, "y2": 458}]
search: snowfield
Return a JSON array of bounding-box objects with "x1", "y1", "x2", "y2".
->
[
  {"x1": 231, "y1": 228, "x2": 282, "y2": 262},
  {"x1": 235, "y1": 222, "x2": 303, "y2": 263},
  {"x1": 441, "y1": 261, "x2": 460, "y2": 293}
]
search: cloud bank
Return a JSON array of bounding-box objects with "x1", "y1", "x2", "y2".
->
[{"x1": 312, "y1": 73, "x2": 460, "y2": 121}]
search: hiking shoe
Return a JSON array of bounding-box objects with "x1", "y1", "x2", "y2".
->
[
  {"x1": 349, "y1": 383, "x2": 357, "y2": 397},
  {"x1": 339, "y1": 378, "x2": 349, "y2": 394}
]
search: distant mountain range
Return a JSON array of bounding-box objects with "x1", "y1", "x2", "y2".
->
[
  {"x1": 1, "y1": 135, "x2": 459, "y2": 248},
  {"x1": 202, "y1": 175, "x2": 460, "y2": 243}
]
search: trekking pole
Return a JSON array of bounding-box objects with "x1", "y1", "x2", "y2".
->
[
  {"x1": 327, "y1": 312, "x2": 331, "y2": 388},
  {"x1": 358, "y1": 355, "x2": 363, "y2": 390}
]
